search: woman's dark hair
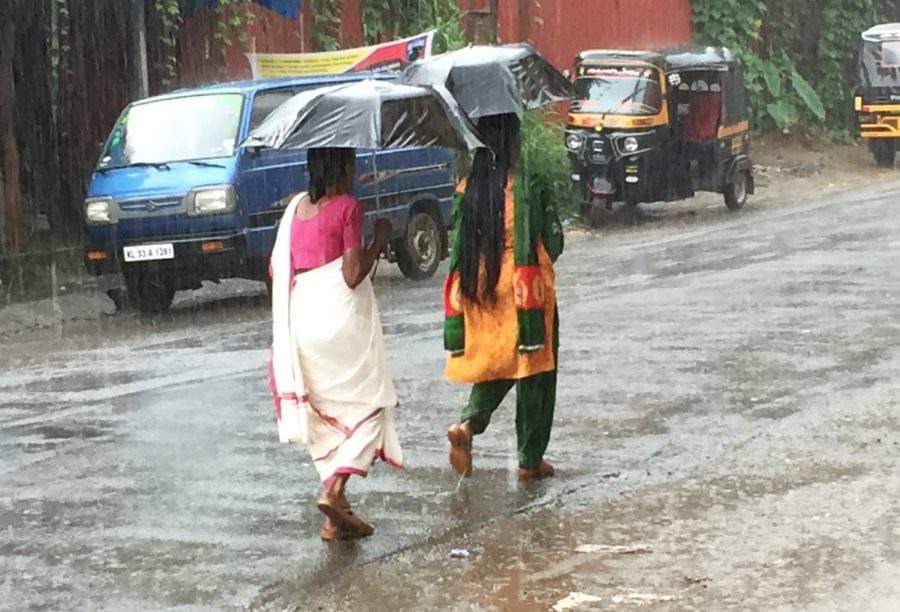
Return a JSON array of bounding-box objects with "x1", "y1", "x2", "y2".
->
[
  {"x1": 460, "y1": 113, "x2": 521, "y2": 303},
  {"x1": 307, "y1": 147, "x2": 356, "y2": 202}
]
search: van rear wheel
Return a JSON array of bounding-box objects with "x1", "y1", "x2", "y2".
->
[
  {"x1": 396, "y1": 209, "x2": 442, "y2": 281},
  {"x1": 125, "y1": 271, "x2": 175, "y2": 314}
]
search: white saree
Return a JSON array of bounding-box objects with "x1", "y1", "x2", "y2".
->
[{"x1": 269, "y1": 193, "x2": 403, "y2": 483}]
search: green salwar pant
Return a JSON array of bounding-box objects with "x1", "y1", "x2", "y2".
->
[{"x1": 459, "y1": 306, "x2": 559, "y2": 470}]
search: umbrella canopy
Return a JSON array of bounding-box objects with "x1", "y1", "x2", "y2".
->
[
  {"x1": 243, "y1": 79, "x2": 484, "y2": 151},
  {"x1": 399, "y1": 43, "x2": 575, "y2": 119}
]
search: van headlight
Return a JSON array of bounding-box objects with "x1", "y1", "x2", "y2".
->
[
  {"x1": 565, "y1": 133, "x2": 584, "y2": 151},
  {"x1": 192, "y1": 186, "x2": 236, "y2": 215},
  {"x1": 85, "y1": 198, "x2": 113, "y2": 224},
  {"x1": 623, "y1": 137, "x2": 639, "y2": 153}
]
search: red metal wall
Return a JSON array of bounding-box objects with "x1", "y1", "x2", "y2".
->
[
  {"x1": 177, "y1": 0, "x2": 692, "y2": 87},
  {"x1": 178, "y1": 4, "x2": 305, "y2": 86},
  {"x1": 465, "y1": 0, "x2": 693, "y2": 69}
]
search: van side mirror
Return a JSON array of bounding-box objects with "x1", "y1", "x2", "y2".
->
[{"x1": 97, "y1": 141, "x2": 105, "y2": 155}]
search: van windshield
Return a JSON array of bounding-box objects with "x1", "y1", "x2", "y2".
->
[
  {"x1": 99, "y1": 93, "x2": 244, "y2": 169},
  {"x1": 572, "y1": 67, "x2": 662, "y2": 115}
]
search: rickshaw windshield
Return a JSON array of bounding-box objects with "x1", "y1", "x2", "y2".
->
[
  {"x1": 858, "y1": 40, "x2": 900, "y2": 89},
  {"x1": 572, "y1": 67, "x2": 662, "y2": 115}
]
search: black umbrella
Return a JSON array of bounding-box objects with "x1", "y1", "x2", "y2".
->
[
  {"x1": 243, "y1": 79, "x2": 484, "y2": 151},
  {"x1": 399, "y1": 43, "x2": 575, "y2": 119}
]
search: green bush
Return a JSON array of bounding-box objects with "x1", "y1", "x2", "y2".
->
[{"x1": 519, "y1": 110, "x2": 578, "y2": 220}]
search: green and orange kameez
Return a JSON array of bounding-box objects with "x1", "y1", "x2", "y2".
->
[{"x1": 443, "y1": 174, "x2": 564, "y2": 470}]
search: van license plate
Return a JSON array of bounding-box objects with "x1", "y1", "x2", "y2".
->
[{"x1": 123, "y1": 243, "x2": 175, "y2": 262}]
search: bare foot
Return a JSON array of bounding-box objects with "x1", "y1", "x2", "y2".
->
[
  {"x1": 320, "y1": 518, "x2": 340, "y2": 541},
  {"x1": 447, "y1": 421, "x2": 473, "y2": 477},
  {"x1": 316, "y1": 499, "x2": 374, "y2": 540},
  {"x1": 516, "y1": 460, "x2": 555, "y2": 480}
]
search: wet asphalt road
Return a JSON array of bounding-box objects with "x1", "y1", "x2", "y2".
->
[{"x1": 3, "y1": 178, "x2": 900, "y2": 611}]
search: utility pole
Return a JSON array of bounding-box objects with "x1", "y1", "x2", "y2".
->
[
  {"x1": 131, "y1": 0, "x2": 150, "y2": 99},
  {"x1": 488, "y1": 0, "x2": 498, "y2": 42},
  {"x1": 463, "y1": 0, "x2": 498, "y2": 45}
]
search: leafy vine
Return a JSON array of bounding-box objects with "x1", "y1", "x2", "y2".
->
[
  {"x1": 308, "y1": 0, "x2": 464, "y2": 55},
  {"x1": 692, "y1": 0, "x2": 898, "y2": 136},
  {"x1": 214, "y1": 0, "x2": 256, "y2": 55},
  {"x1": 153, "y1": 0, "x2": 182, "y2": 88}
]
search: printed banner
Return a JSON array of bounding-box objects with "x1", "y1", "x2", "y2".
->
[{"x1": 246, "y1": 31, "x2": 435, "y2": 79}]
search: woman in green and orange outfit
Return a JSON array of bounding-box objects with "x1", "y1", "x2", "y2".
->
[{"x1": 443, "y1": 113, "x2": 564, "y2": 480}]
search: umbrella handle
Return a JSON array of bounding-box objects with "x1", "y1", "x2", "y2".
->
[{"x1": 372, "y1": 150, "x2": 381, "y2": 280}]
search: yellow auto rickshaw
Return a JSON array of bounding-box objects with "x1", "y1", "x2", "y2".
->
[
  {"x1": 855, "y1": 23, "x2": 900, "y2": 167},
  {"x1": 564, "y1": 47, "x2": 754, "y2": 224}
]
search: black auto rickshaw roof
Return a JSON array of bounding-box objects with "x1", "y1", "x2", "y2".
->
[
  {"x1": 576, "y1": 47, "x2": 738, "y2": 73},
  {"x1": 861, "y1": 23, "x2": 900, "y2": 42}
]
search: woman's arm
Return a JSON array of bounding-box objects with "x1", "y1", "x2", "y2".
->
[
  {"x1": 342, "y1": 229, "x2": 388, "y2": 288},
  {"x1": 341, "y1": 199, "x2": 392, "y2": 288}
]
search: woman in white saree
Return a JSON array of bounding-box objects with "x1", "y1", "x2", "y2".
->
[{"x1": 268, "y1": 147, "x2": 402, "y2": 541}]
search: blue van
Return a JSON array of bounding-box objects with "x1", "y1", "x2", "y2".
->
[{"x1": 83, "y1": 72, "x2": 455, "y2": 313}]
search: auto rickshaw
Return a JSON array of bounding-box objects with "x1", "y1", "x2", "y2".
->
[
  {"x1": 854, "y1": 23, "x2": 900, "y2": 167},
  {"x1": 564, "y1": 47, "x2": 754, "y2": 224}
]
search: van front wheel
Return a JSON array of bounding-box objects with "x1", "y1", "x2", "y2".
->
[
  {"x1": 396, "y1": 209, "x2": 442, "y2": 281},
  {"x1": 125, "y1": 271, "x2": 176, "y2": 314}
]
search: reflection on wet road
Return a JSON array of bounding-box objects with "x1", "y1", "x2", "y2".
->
[{"x1": 3, "y1": 180, "x2": 900, "y2": 611}]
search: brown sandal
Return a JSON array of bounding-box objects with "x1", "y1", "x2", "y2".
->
[{"x1": 447, "y1": 422, "x2": 473, "y2": 477}]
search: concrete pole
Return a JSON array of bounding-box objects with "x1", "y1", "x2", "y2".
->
[{"x1": 131, "y1": 0, "x2": 150, "y2": 99}]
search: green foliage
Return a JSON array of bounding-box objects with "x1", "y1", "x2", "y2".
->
[
  {"x1": 310, "y1": 0, "x2": 465, "y2": 55},
  {"x1": 214, "y1": 0, "x2": 256, "y2": 54},
  {"x1": 790, "y1": 70, "x2": 826, "y2": 121},
  {"x1": 308, "y1": 0, "x2": 342, "y2": 51},
  {"x1": 153, "y1": 0, "x2": 181, "y2": 88},
  {"x1": 692, "y1": 0, "x2": 896, "y2": 137},
  {"x1": 519, "y1": 111, "x2": 578, "y2": 220}
]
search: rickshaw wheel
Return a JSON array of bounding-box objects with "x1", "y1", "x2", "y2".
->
[
  {"x1": 869, "y1": 140, "x2": 896, "y2": 168},
  {"x1": 582, "y1": 198, "x2": 609, "y2": 228},
  {"x1": 724, "y1": 170, "x2": 749, "y2": 211}
]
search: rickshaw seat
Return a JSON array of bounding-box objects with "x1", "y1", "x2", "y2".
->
[{"x1": 680, "y1": 92, "x2": 721, "y2": 141}]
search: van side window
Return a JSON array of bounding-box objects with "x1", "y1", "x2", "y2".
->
[{"x1": 249, "y1": 89, "x2": 297, "y2": 131}]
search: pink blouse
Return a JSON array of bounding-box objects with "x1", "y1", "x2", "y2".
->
[{"x1": 290, "y1": 194, "x2": 362, "y2": 271}]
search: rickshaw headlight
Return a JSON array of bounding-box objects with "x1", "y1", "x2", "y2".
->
[
  {"x1": 565, "y1": 133, "x2": 584, "y2": 151},
  {"x1": 623, "y1": 137, "x2": 639, "y2": 153}
]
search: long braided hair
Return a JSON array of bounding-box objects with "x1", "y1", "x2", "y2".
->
[{"x1": 459, "y1": 113, "x2": 521, "y2": 303}]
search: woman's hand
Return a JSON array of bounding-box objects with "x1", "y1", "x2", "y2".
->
[
  {"x1": 373, "y1": 218, "x2": 393, "y2": 249},
  {"x1": 343, "y1": 218, "x2": 393, "y2": 289}
]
